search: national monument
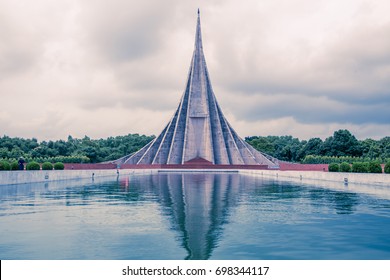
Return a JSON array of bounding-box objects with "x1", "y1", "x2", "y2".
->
[{"x1": 113, "y1": 10, "x2": 279, "y2": 169}]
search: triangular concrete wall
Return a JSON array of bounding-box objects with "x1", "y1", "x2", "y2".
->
[{"x1": 115, "y1": 11, "x2": 279, "y2": 168}]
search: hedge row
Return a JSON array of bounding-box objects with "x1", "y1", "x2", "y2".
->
[
  {"x1": 329, "y1": 161, "x2": 390, "y2": 174},
  {"x1": 303, "y1": 155, "x2": 389, "y2": 164},
  {"x1": 0, "y1": 155, "x2": 90, "y2": 164},
  {"x1": 0, "y1": 160, "x2": 65, "y2": 171}
]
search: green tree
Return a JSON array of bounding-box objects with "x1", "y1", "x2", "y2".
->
[
  {"x1": 245, "y1": 136, "x2": 275, "y2": 155},
  {"x1": 10, "y1": 161, "x2": 19, "y2": 170},
  {"x1": 82, "y1": 146, "x2": 99, "y2": 163},
  {"x1": 340, "y1": 162, "x2": 351, "y2": 172},
  {"x1": 360, "y1": 138, "x2": 380, "y2": 159},
  {"x1": 54, "y1": 162, "x2": 65, "y2": 170},
  {"x1": 368, "y1": 161, "x2": 382, "y2": 173},
  {"x1": 0, "y1": 160, "x2": 11, "y2": 170},
  {"x1": 328, "y1": 163, "x2": 339, "y2": 172},
  {"x1": 352, "y1": 162, "x2": 369, "y2": 173},
  {"x1": 300, "y1": 137, "x2": 323, "y2": 158},
  {"x1": 42, "y1": 162, "x2": 53, "y2": 170},
  {"x1": 9, "y1": 147, "x2": 24, "y2": 159},
  {"x1": 0, "y1": 147, "x2": 9, "y2": 158},
  {"x1": 378, "y1": 137, "x2": 390, "y2": 160},
  {"x1": 26, "y1": 161, "x2": 40, "y2": 170},
  {"x1": 323, "y1": 129, "x2": 362, "y2": 157},
  {"x1": 385, "y1": 161, "x2": 390, "y2": 174}
]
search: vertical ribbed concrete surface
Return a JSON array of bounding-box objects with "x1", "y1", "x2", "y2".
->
[{"x1": 115, "y1": 11, "x2": 279, "y2": 168}]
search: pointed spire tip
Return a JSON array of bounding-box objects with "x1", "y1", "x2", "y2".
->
[{"x1": 198, "y1": 8, "x2": 200, "y2": 15}]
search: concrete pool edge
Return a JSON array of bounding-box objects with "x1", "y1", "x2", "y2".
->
[
  {"x1": 241, "y1": 169, "x2": 390, "y2": 186},
  {"x1": 0, "y1": 169, "x2": 157, "y2": 186},
  {"x1": 0, "y1": 168, "x2": 389, "y2": 186}
]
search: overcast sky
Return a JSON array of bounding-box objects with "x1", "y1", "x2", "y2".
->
[{"x1": 1, "y1": 0, "x2": 390, "y2": 141}]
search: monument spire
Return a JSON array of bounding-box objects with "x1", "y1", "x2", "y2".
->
[
  {"x1": 114, "y1": 11, "x2": 279, "y2": 168},
  {"x1": 195, "y1": 9, "x2": 202, "y2": 52}
]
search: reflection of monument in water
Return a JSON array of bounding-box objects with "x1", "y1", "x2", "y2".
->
[
  {"x1": 128, "y1": 172, "x2": 242, "y2": 260},
  {"x1": 114, "y1": 11, "x2": 278, "y2": 168},
  {"x1": 160, "y1": 172, "x2": 241, "y2": 259}
]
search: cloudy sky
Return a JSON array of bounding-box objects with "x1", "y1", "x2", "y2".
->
[{"x1": 1, "y1": 0, "x2": 390, "y2": 141}]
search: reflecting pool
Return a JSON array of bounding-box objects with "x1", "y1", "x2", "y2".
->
[{"x1": 1, "y1": 172, "x2": 390, "y2": 259}]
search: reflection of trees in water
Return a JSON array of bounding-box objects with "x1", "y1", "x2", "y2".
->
[
  {"x1": 242, "y1": 178, "x2": 359, "y2": 215},
  {"x1": 252, "y1": 183, "x2": 303, "y2": 201},
  {"x1": 308, "y1": 188, "x2": 359, "y2": 215},
  {"x1": 333, "y1": 192, "x2": 359, "y2": 214}
]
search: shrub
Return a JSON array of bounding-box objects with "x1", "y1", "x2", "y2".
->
[
  {"x1": 54, "y1": 162, "x2": 65, "y2": 170},
  {"x1": 352, "y1": 162, "x2": 369, "y2": 173},
  {"x1": 0, "y1": 160, "x2": 11, "y2": 171},
  {"x1": 10, "y1": 161, "x2": 19, "y2": 170},
  {"x1": 42, "y1": 162, "x2": 53, "y2": 170},
  {"x1": 328, "y1": 163, "x2": 339, "y2": 172},
  {"x1": 385, "y1": 161, "x2": 390, "y2": 174},
  {"x1": 339, "y1": 162, "x2": 351, "y2": 172},
  {"x1": 369, "y1": 161, "x2": 383, "y2": 173},
  {"x1": 363, "y1": 162, "x2": 370, "y2": 172},
  {"x1": 26, "y1": 161, "x2": 41, "y2": 170}
]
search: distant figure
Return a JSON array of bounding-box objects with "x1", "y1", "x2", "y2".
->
[{"x1": 18, "y1": 157, "x2": 25, "y2": 170}]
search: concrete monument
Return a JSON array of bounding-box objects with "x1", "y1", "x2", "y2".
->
[{"x1": 114, "y1": 11, "x2": 278, "y2": 168}]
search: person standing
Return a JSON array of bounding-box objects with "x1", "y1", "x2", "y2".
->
[{"x1": 18, "y1": 157, "x2": 25, "y2": 170}]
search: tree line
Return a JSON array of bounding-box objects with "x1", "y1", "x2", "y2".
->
[
  {"x1": 0, "y1": 129, "x2": 389, "y2": 164},
  {"x1": 0, "y1": 134, "x2": 154, "y2": 163},
  {"x1": 246, "y1": 129, "x2": 390, "y2": 163}
]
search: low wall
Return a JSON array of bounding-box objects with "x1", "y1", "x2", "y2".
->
[
  {"x1": 1, "y1": 168, "x2": 389, "y2": 187},
  {"x1": 0, "y1": 169, "x2": 156, "y2": 186},
  {"x1": 120, "y1": 164, "x2": 270, "y2": 170},
  {"x1": 279, "y1": 162, "x2": 328, "y2": 171},
  {"x1": 241, "y1": 169, "x2": 390, "y2": 186},
  {"x1": 64, "y1": 163, "x2": 116, "y2": 170},
  {"x1": 62, "y1": 162, "x2": 328, "y2": 171}
]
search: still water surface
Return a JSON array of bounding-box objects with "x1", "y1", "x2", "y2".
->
[{"x1": 1, "y1": 172, "x2": 390, "y2": 259}]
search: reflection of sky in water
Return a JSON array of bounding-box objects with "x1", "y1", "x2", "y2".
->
[{"x1": 1, "y1": 172, "x2": 390, "y2": 260}]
